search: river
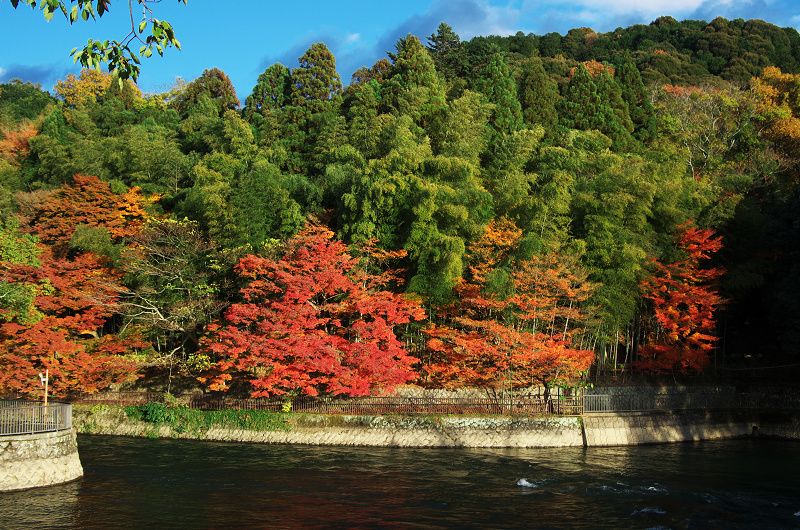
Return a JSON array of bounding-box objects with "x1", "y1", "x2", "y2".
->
[{"x1": 1, "y1": 435, "x2": 798, "y2": 528}]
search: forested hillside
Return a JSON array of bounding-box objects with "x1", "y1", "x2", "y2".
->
[{"x1": 1, "y1": 16, "x2": 799, "y2": 397}]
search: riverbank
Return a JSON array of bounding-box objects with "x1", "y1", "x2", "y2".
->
[{"x1": 73, "y1": 405, "x2": 800, "y2": 447}]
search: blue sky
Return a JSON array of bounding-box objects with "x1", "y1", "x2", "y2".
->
[{"x1": 2, "y1": 0, "x2": 800, "y2": 99}]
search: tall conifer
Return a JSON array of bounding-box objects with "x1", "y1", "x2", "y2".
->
[
  {"x1": 518, "y1": 56, "x2": 560, "y2": 130},
  {"x1": 616, "y1": 60, "x2": 657, "y2": 143}
]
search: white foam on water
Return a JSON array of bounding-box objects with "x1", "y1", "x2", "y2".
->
[
  {"x1": 631, "y1": 507, "x2": 667, "y2": 516},
  {"x1": 516, "y1": 478, "x2": 538, "y2": 488}
]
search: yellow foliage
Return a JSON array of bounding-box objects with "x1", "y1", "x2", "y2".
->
[
  {"x1": 54, "y1": 68, "x2": 144, "y2": 109},
  {"x1": 752, "y1": 67, "x2": 800, "y2": 159}
]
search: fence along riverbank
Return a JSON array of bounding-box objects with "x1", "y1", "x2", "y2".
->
[{"x1": 67, "y1": 389, "x2": 794, "y2": 415}]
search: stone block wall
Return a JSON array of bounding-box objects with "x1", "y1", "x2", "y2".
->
[
  {"x1": 0, "y1": 429, "x2": 84, "y2": 491},
  {"x1": 75, "y1": 408, "x2": 585, "y2": 448}
]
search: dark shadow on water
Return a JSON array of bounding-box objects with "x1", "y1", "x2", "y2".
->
[{"x1": 0, "y1": 436, "x2": 798, "y2": 529}]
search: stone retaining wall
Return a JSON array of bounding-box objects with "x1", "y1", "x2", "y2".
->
[
  {"x1": 75, "y1": 407, "x2": 584, "y2": 447},
  {"x1": 0, "y1": 429, "x2": 83, "y2": 491},
  {"x1": 73, "y1": 406, "x2": 800, "y2": 448}
]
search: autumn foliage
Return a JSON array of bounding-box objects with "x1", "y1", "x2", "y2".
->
[
  {"x1": 421, "y1": 218, "x2": 595, "y2": 393},
  {"x1": 0, "y1": 122, "x2": 37, "y2": 166},
  {"x1": 202, "y1": 224, "x2": 425, "y2": 397},
  {"x1": 0, "y1": 248, "x2": 142, "y2": 396},
  {"x1": 636, "y1": 222, "x2": 726, "y2": 374},
  {"x1": 23, "y1": 174, "x2": 150, "y2": 247}
]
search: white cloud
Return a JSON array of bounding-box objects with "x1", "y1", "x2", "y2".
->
[
  {"x1": 521, "y1": 0, "x2": 746, "y2": 19},
  {"x1": 0, "y1": 67, "x2": 5, "y2": 79}
]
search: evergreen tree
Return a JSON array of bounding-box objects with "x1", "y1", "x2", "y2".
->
[
  {"x1": 518, "y1": 56, "x2": 560, "y2": 130},
  {"x1": 595, "y1": 71, "x2": 636, "y2": 151},
  {"x1": 426, "y1": 22, "x2": 466, "y2": 79},
  {"x1": 616, "y1": 60, "x2": 657, "y2": 143},
  {"x1": 480, "y1": 50, "x2": 523, "y2": 136},
  {"x1": 172, "y1": 67, "x2": 239, "y2": 118},
  {"x1": 291, "y1": 42, "x2": 343, "y2": 113},
  {"x1": 559, "y1": 64, "x2": 605, "y2": 131},
  {"x1": 244, "y1": 63, "x2": 293, "y2": 120},
  {"x1": 385, "y1": 35, "x2": 445, "y2": 126}
]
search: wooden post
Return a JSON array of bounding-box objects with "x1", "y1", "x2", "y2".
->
[{"x1": 43, "y1": 369, "x2": 48, "y2": 423}]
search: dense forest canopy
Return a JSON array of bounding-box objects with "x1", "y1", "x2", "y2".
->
[{"x1": 1, "y1": 15, "x2": 799, "y2": 398}]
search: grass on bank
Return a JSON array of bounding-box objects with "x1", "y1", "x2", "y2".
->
[{"x1": 117, "y1": 402, "x2": 292, "y2": 435}]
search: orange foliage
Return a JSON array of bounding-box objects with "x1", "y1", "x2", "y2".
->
[
  {"x1": 422, "y1": 218, "x2": 595, "y2": 391},
  {"x1": 570, "y1": 60, "x2": 615, "y2": 79},
  {"x1": 25, "y1": 174, "x2": 151, "y2": 248},
  {"x1": 661, "y1": 84, "x2": 704, "y2": 98},
  {"x1": 0, "y1": 122, "x2": 37, "y2": 166}
]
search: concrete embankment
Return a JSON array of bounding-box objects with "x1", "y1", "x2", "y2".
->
[
  {"x1": 73, "y1": 406, "x2": 800, "y2": 448},
  {"x1": 0, "y1": 429, "x2": 84, "y2": 491}
]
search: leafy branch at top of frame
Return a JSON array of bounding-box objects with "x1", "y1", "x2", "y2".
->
[{"x1": 8, "y1": 0, "x2": 186, "y2": 84}]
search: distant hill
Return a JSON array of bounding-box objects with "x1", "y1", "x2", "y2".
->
[{"x1": 463, "y1": 16, "x2": 800, "y2": 86}]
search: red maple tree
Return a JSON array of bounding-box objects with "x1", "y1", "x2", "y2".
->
[
  {"x1": 636, "y1": 221, "x2": 727, "y2": 374},
  {"x1": 0, "y1": 248, "x2": 142, "y2": 396},
  {"x1": 202, "y1": 223, "x2": 425, "y2": 397}
]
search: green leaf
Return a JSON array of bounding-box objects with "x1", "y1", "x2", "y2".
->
[
  {"x1": 138, "y1": 20, "x2": 147, "y2": 34},
  {"x1": 43, "y1": 9, "x2": 53, "y2": 21},
  {"x1": 81, "y1": 9, "x2": 89, "y2": 21},
  {"x1": 69, "y1": 5, "x2": 78, "y2": 22}
]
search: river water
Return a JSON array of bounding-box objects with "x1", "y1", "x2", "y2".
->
[{"x1": 1, "y1": 435, "x2": 799, "y2": 529}]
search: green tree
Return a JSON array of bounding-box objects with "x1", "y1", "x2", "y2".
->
[
  {"x1": 594, "y1": 70, "x2": 636, "y2": 151},
  {"x1": 559, "y1": 64, "x2": 605, "y2": 131},
  {"x1": 172, "y1": 67, "x2": 240, "y2": 118},
  {"x1": 518, "y1": 56, "x2": 560, "y2": 130},
  {"x1": 291, "y1": 42, "x2": 343, "y2": 112},
  {"x1": 616, "y1": 60, "x2": 657, "y2": 143},
  {"x1": 385, "y1": 35, "x2": 445, "y2": 125},
  {"x1": 243, "y1": 63, "x2": 293, "y2": 120},
  {"x1": 426, "y1": 22, "x2": 466, "y2": 79},
  {"x1": 480, "y1": 50, "x2": 523, "y2": 136},
  {"x1": 0, "y1": 80, "x2": 55, "y2": 125}
]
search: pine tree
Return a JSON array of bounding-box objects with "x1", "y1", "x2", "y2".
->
[
  {"x1": 595, "y1": 71, "x2": 636, "y2": 151},
  {"x1": 386, "y1": 35, "x2": 445, "y2": 126},
  {"x1": 426, "y1": 22, "x2": 466, "y2": 79},
  {"x1": 559, "y1": 64, "x2": 605, "y2": 131}
]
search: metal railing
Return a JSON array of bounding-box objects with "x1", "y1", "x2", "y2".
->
[
  {"x1": 190, "y1": 395, "x2": 583, "y2": 416},
  {"x1": 583, "y1": 393, "x2": 767, "y2": 413},
  {"x1": 0, "y1": 401, "x2": 73, "y2": 436},
  {"x1": 68, "y1": 392, "x2": 584, "y2": 416}
]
